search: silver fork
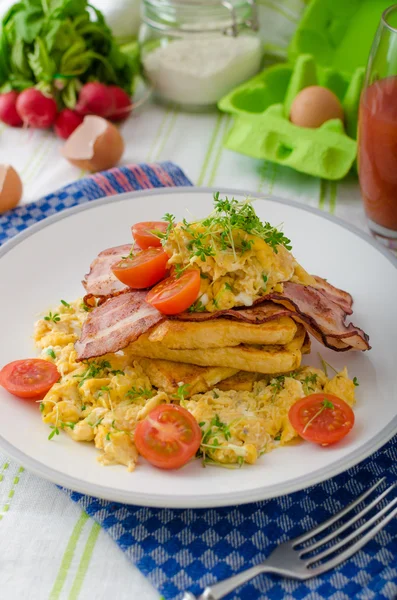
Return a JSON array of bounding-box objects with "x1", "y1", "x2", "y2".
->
[{"x1": 183, "y1": 478, "x2": 397, "y2": 600}]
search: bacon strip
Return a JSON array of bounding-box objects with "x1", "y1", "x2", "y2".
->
[
  {"x1": 174, "y1": 303, "x2": 292, "y2": 323},
  {"x1": 267, "y1": 282, "x2": 370, "y2": 351},
  {"x1": 75, "y1": 291, "x2": 165, "y2": 360},
  {"x1": 175, "y1": 284, "x2": 369, "y2": 352},
  {"x1": 312, "y1": 276, "x2": 353, "y2": 315},
  {"x1": 82, "y1": 244, "x2": 132, "y2": 298}
]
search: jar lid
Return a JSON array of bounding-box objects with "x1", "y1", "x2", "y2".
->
[{"x1": 142, "y1": 0, "x2": 259, "y2": 36}]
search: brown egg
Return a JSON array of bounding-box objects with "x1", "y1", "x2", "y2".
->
[
  {"x1": 290, "y1": 86, "x2": 344, "y2": 128},
  {"x1": 0, "y1": 165, "x2": 23, "y2": 213},
  {"x1": 62, "y1": 115, "x2": 124, "y2": 172}
]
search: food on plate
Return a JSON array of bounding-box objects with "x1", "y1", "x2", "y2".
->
[
  {"x1": 290, "y1": 86, "x2": 344, "y2": 129},
  {"x1": 132, "y1": 221, "x2": 168, "y2": 249},
  {"x1": 147, "y1": 316, "x2": 297, "y2": 348},
  {"x1": 0, "y1": 359, "x2": 59, "y2": 399},
  {"x1": 126, "y1": 324, "x2": 309, "y2": 374},
  {"x1": 134, "y1": 404, "x2": 202, "y2": 469},
  {"x1": 134, "y1": 358, "x2": 238, "y2": 397},
  {"x1": 0, "y1": 165, "x2": 23, "y2": 213},
  {"x1": 288, "y1": 393, "x2": 355, "y2": 446},
  {"x1": 61, "y1": 116, "x2": 124, "y2": 172},
  {"x1": 146, "y1": 270, "x2": 201, "y2": 315},
  {"x1": 0, "y1": 194, "x2": 366, "y2": 472},
  {"x1": 27, "y1": 298, "x2": 358, "y2": 470},
  {"x1": 112, "y1": 248, "x2": 169, "y2": 288}
]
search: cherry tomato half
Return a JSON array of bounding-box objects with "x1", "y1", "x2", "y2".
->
[
  {"x1": 0, "y1": 359, "x2": 60, "y2": 399},
  {"x1": 134, "y1": 404, "x2": 202, "y2": 469},
  {"x1": 146, "y1": 269, "x2": 200, "y2": 315},
  {"x1": 132, "y1": 221, "x2": 167, "y2": 249},
  {"x1": 112, "y1": 247, "x2": 169, "y2": 289},
  {"x1": 288, "y1": 393, "x2": 355, "y2": 446}
]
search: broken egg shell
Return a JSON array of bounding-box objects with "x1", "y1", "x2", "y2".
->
[
  {"x1": 0, "y1": 165, "x2": 23, "y2": 213},
  {"x1": 61, "y1": 115, "x2": 124, "y2": 172},
  {"x1": 290, "y1": 86, "x2": 344, "y2": 129}
]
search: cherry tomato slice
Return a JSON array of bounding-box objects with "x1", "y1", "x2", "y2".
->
[
  {"x1": 146, "y1": 270, "x2": 200, "y2": 315},
  {"x1": 0, "y1": 359, "x2": 60, "y2": 399},
  {"x1": 288, "y1": 393, "x2": 355, "y2": 446},
  {"x1": 112, "y1": 247, "x2": 168, "y2": 289},
  {"x1": 134, "y1": 404, "x2": 202, "y2": 469},
  {"x1": 132, "y1": 221, "x2": 167, "y2": 249}
]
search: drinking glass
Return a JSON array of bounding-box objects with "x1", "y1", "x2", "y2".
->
[{"x1": 358, "y1": 4, "x2": 397, "y2": 250}]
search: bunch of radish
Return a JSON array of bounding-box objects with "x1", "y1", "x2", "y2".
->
[{"x1": 0, "y1": 83, "x2": 132, "y2": 139}]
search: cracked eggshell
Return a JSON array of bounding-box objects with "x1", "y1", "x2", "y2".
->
[
  {"x1": 0, "y1": 165, "x2": 22, "y2": 213},
  {"x1": 61, "y1": 115, "x2": 124, "y2": 172}
]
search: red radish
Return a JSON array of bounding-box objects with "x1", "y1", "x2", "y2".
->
[
  {"x1": 108, "y1": 86, "x2": 132, "y2": 121},
  {"x1": 16, "y1": 89, "x2": 57, "y2": 128},
  {"x1": 75, "y1": 82, "x2": 113, "y2": 117},
  {"x1": 0, "y1": 91, "x2": 23, "y2": 127},
  {"x1": 54, "y1": 109, "x2": 83, "y2": 139}
]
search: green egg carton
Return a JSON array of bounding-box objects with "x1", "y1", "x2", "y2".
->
[
  {"x1": 219, "y1": 0, "x2": 390, "y2": 180},
  {"x1": 288, "y1": 0, "x2": 392, "y2": 75},
  {"x1": 218, "y1": 54, "x2": 364, "y2": 180}
]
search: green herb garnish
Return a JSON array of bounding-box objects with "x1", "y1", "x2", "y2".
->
[
  {"x1": 60, "y1": 299, "x2": 70, "y2": 308},
  {"x1": 44, "y1": 311, "x2": 60, "y2": 323},
  {"x1": 46, "y1": 348, "x2": 56, "y2": 359}
]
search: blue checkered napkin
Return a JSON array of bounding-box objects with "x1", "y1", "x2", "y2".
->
[
  {"x1": 1, "y1": 162, "x2": 396, "y2": 600},
  {"x1": 0, "y1": 161, "x2": 192, "y2": 246},
  {"x1": 65, "y1": 439, "x2": 397, "y2": 600}
]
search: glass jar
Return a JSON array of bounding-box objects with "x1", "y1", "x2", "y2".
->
[{"x1": 139, "y1": 0, "x2": 262, "y2": 110}]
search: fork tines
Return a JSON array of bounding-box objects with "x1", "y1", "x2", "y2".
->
[{"x1": 293, "y1": 478, "x2": 397, "y2": 572}]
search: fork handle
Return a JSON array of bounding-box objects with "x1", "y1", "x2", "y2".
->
[{"x1": 182, "y1": 564, "x2": 278, "y2": 600}]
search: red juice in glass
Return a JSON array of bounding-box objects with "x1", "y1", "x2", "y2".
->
[{"x1": 358, "y1": 76, "x2": 397, "y2": 233}]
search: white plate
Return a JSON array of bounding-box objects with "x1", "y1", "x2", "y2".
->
[{"x1": 0, "y1": 188, "x2": 396, "y2": 508}]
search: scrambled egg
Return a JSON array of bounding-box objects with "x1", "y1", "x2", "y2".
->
[
  {"x1": 34, "y1": 301, "x2": 357, "y2": 471},
  {"x1": 164, "y1": 222, "x2": 316, "y2": 312}
]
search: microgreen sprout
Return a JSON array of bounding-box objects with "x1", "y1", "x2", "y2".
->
[{"x1": 44, "y1": 311, "x2": 60, "y2": 323}]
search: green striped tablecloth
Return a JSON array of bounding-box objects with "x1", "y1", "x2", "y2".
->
[{"x1": 0, "y1": 1, "x2": 374, "y2": 598}]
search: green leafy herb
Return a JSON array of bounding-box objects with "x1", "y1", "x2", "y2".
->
[
  {"x1": 44, "y1": 311, "x2": 60, "y2": 323},
  {"x1": 39, "y1": 402, "x2": 45, "y2": 412},
  {"x1": 106, "y1": 433, "x2": 111, "y2": 441},
  {"x1": 110, "y1": 369, "x2": 125, "y2": 376},
  {"x1": 274, "y1": 434, "x2": 281, "y2": 441},
  {"x1": 213, "y1": 390, "x2": 219, "y2": 399},
  {"x1": 46, "y1": 348, "x2": 56, "y2": 359},
  {"x1": 126, "y1": 387, "x2": 154, "y2": 401},
  {"x1": 302, "y1": 373, "x2": 318, "y2": 394},
  {"x1": 318, "y1": 353, "x2": 338, "y2": 378},
  {"x1": 73, "y1": 360, "x2": 112, "y2": 387},
  {"x1": 322, "y1": 399, "x2": 334, "y2": 409},
  {"x1": 200, "y1": 273, "x2": 209, "y2": 280},
  {"x1": 81, "y1": 404, "x2": 86, "y2": 411},
  {"x1": 224, "y1": 282, "x2": 232, "y2": 291},
  {"x1": 80, "y1": 302, "x2": 92, "y2": 312},
  {"x1": 48, "y1": 425, "x2": 59, "y2": 440},
  {"x1": 60, "y1": 299, "x2": 70, "y2": 308},
  {"x1": 201, "y1": 414, "x2": 231, "y2": 446},
  {"x1": 188, "y1": 300, "x2": 206, "y2": 313},
  {"x1": 173, "y1": 383, "x2": 190, "y2": 401},
  {"x1": 353, "y1": 377, "x2": 359, "y2": 387},
  {"x1": 262, "y1": 274, "x2": 268, "y2": 285}
]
